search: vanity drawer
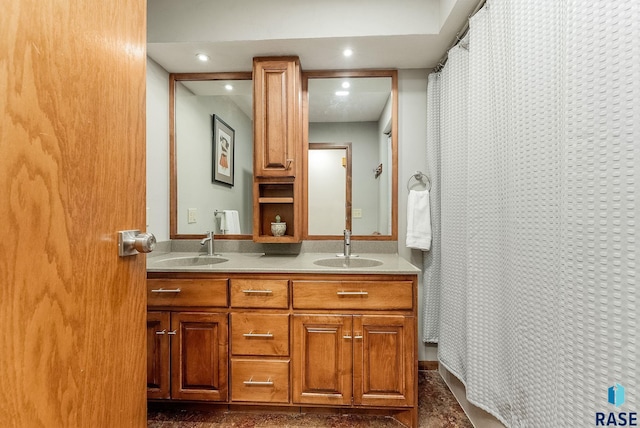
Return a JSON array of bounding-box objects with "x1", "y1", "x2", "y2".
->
[
  {"x1": 231, "y1": 313, "x2": 289, "y2": 356},
  {"x1": 231, "y1": 359, "x2": 290, "y2": 403},
  {"x1": 292, "y1": 280, "x2": 413, "y2": 310},
  {"x1": 147, "y1": 278, "x2": 228, "y2": 307},
  {"x1": 230, "y1": 279, "x2": 289, "y2": 308}
]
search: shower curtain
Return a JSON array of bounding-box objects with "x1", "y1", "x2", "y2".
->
[{"x1": 425, "y1": 0, "x2": 639, "y2": 426}]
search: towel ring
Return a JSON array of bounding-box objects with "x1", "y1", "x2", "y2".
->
[{"x1": 406, "y1": 171, "x2": 431, "y2": 191}]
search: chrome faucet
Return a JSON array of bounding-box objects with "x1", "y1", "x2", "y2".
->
[
  {"x1": 200, "y1": 231, "x2": 214, "y2": 256},
  {"x1": 343, "y1": 229, "x2": 351, "y2": 258}
]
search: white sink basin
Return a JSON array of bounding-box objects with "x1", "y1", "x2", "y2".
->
[
  {"x1": 154, "y1": 256, "x2": 229, "y2": 267},
  {"x1": 313, "y1": 257, "x2": 383, "y2": 268}
]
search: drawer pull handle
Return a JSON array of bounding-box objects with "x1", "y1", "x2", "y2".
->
[
  {"x1": 167, "y1": 330, "x2": 177, "y2": 335},
  {"x1": 242, "y1": 289, "x2": 273, "y2": 294},
  {"x1": 243, "y1": 377, "x2": 274, "y2": 386},
  {"x1": 343, "y1": 335, "x2": 352, "y2": 340},
  {"x1": 155, "y1": 329, "x2": 167, "y2": 335},
  {"x1": 151, "y1": 288, "x2": 181, "y2": 293},
  {"x1": 336, "y1": 291, "x2": 369, "y2": 296},
  {"x1": 354, "y1": 335, "x2": 363, "y2": 339},
  {"x1": 243, "y1": 331, "x2": 273, "y2": 338}
]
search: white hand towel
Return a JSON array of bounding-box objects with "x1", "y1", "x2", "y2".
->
[
  {"x1": 406, "y1": 189, "x2": 432, "y2": 251},
  {"x1": 222, "y1": 210, "x2": 241, "y2": 234}
]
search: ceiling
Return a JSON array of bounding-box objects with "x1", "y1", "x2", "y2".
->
[{"x1": 147, "y1": 0, "x2": 481, "y2": 73}]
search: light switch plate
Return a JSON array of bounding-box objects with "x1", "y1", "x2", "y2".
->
[
  {"x1": 353, "y1": 208, "x2": 362, "y2": 218},
  {"x1": 187, "y1": 208, "x2": 197, "y2": 223}
]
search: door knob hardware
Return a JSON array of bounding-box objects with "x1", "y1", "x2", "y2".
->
[{"x1": 118, "y1": 230, "x2": 156, "y2": 256}]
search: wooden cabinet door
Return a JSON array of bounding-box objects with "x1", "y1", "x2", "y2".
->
[
  {"x1": 170, "y1": 312, "x2": 228, "y2": 401},
  {"x1": 253, "y1": 57, "x2": 300, "y2": 177},
  {"x1": 147, "y1": 312, "x2": 171, "y2": 399},
  {"x1": 353, "y1": 315, "x2": 415, "y2": 407},
  {"x1": 292, "y1": 315, "x2": 352, "y2": 405}
]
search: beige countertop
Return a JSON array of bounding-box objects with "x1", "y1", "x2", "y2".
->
[{"x1": 146, "y1": 251, "x2": 419, "y2": 275}]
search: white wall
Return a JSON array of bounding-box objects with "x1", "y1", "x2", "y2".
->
[
  {"x1": 397, "y1": 69, "x2": 438, "y2": 361},
  {"x1": 146, "y1": 58, "x2": 170, "y2": 242}
]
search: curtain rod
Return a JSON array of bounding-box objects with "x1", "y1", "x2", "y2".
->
[{"x1": 433, "y1": 0, "x2": 488, "y2": 72}]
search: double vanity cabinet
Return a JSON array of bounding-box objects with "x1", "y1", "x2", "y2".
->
[{"x1": 146, "y1": 254, "x2": 419, "y2": 427}]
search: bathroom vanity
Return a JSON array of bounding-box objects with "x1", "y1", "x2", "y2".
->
[{"x1": 146, "y1": 252, "x2": 419, "y2": 427}]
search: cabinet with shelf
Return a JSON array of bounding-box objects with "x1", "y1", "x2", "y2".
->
[
  {"x1": 253, "y1": 180, "x2": 300, "y2": 242},
  {"x1": 252, "y1": 56, "x2": 302, "y2": 243}
]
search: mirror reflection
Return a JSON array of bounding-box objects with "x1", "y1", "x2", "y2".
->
[
  {"x1": 306, "y1": 73, "x2": 395, "y2": 237},
  {"x1": 172, "y1": 74, "x2": 253, "y2": 237}
]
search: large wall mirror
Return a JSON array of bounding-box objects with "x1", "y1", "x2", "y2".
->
[
  {"x1": 170, "y1": 72, "x2": 253, "y2": 239},
  {"x1": 303, "y1": 70, "x2": 398, "y2": 240}
]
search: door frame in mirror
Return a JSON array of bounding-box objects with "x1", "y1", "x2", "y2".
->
[
  {"x1": 302, "y1": 70, "x2": 398, "y2": 241},
  {"x1": 169, "y1": 72, "x2": 253, "y2": 240}
]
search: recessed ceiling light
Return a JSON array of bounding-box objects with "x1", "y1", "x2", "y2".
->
[
  {"x1": 343, "y1": 48, "x2": 353, "y2": 57},
  {"x1": 225, "y1": 84, "x2": 233, "y2": 91},
  {"x1": 196, "y1": 53, "x2": 210, "y2": 62},
  {"x1": 341, "y1": 81, "x2": 350, "y2": 89},
  {"x1": 335, "y1": 90, "x2": 349, "y2": 96}
]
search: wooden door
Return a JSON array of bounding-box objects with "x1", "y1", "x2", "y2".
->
[
  {"x1": 353, "y1": 315, "x2": 415, "y2": 407},
  {"x1": 0, "y1": 0, "x2": 147, "y2": 426},
  {"x1": 147, "y1": 312, "x2": 171, "y2": 399},
  {"x1": 292, "y1": 315, "x2": 352, "y2": 405},
  {"x1": 171, "y1": 312, "x2": 228, "y2": 401},
  {"x1": 253, "y1": 57, "x2": 300, "y2": 177}
]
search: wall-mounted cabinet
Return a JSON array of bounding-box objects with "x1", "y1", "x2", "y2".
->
[
  {"x1": 253, "y1": 57, "x2": 301, "y2": 178},
  {"x1": 253, "y1": 56, "x2": 302, "y2": 242}
]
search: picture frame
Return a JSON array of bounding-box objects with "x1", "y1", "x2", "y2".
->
[{"x1": 212, "y1": 114, "x2": 235, "y2": 186}]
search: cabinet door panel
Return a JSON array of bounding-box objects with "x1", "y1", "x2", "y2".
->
[
  {"x1": 147, "y1": 312, "x2": 170, "y2": 399},
  {"x1": 171, "y1": 312, "x2": 228, "y2": 401},
  {"x1": 253, "y1": 58, "x2": 299, "y2": 177},
  {"x1": 353, "y1": 315, "x2": 414, "y2": 407},
  {"x1": 292, "y1": 315, "x2": 352, "y2": 405}
]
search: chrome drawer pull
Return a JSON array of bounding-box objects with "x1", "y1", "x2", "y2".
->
[
  {"x1": 343, "y1": 335, "x2": 353, "y2": 340},
  {"x1": 151, "y1": 288, "x2": 181, "y2": 293},
  {"x1": 241, "y1": 289, "x2": 273, "y2": 294},
  {"x1": 354, "y1": 335, "x2": 363, "y2": 339},
  {"x1": 243, "y1": 377, "x2": 274, "y2": 386},
  {"x1": 155, "y1": 329, "x2": 167, "y2": 335},
  {"x1": 167, "y1": 330, "x2": 177, "y2": 335},
  {"x1": 336, "y1": 291, "x2": 369, "y2": 296},
  {"x1": 243, "y1": 331, "x2": 273, "y2": 338}
]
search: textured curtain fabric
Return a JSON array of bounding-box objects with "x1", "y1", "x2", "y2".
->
[
  {"x1": 422, "y1": 73, "x2": 442, "y2": 343},
  {"x1": 427, "y1": 0, "x2": 639, "y2": 426}
]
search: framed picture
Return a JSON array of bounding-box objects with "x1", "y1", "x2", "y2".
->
[{"x1": 212, "y1": 114, "x2": 235, "y2": 186}]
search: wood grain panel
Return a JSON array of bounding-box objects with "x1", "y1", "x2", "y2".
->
[
  {"x1": 292, "y1": 280, "x2": 413, "y2": 310},
  {"x1": 292, "y1": 315, "x2": 352, "y2": 405},
  {"x1": 147, "y1": 278, "x2": 228, "y2": 307},
  {"x1": 231, "y1": 359, "x2": 290, "y2": 403},
  {"x1": 171, "y1": 312, "x2": 228, "y2": 401},
  {"x1": 231, "y1": 313, "x2": 290, "y2": 356},
  {"x1": 353, "y1": 315, "x2": 415, "y2": 407},
  {"x1": 147, "y1": 312, "x2": 171, "y2": 399},
  {"x1": 0, "y1": 0, "x2": 146, "y2": 426},
  {"x1": 230, "y1": 278, "x2": 289, "y2": 308}
]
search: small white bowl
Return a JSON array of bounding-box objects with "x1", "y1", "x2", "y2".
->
[{"x1": 271, "y1": 222, "x2": 287, "y2": 237}]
